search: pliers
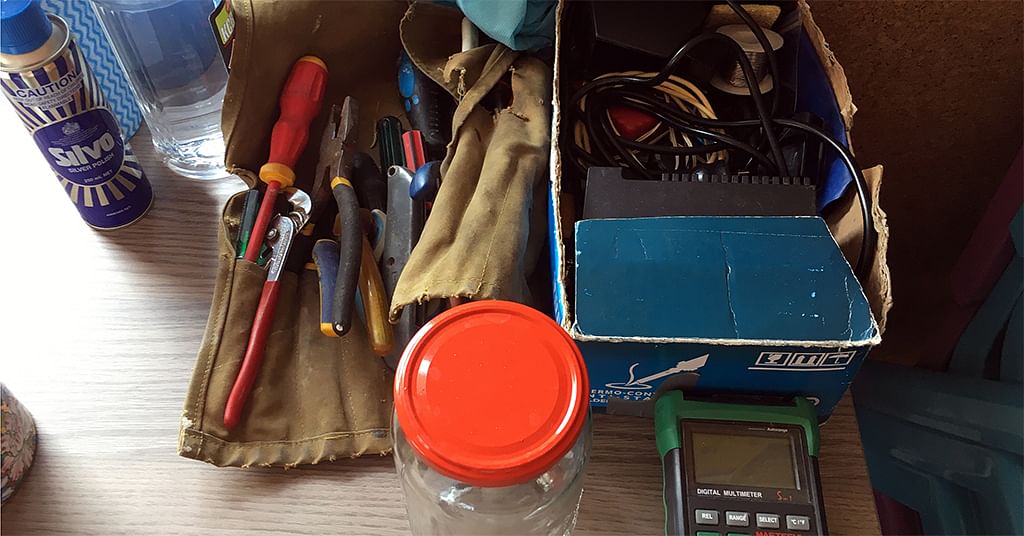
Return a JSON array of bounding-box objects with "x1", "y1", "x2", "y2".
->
[
  {"x1": 224, "y1": 188, "x2": 312, "y2": 430},
  {"x1": 312, "y1": 98, "x2": 393, "y2": 355},
  {"x1": 312, "y1": 98, "x2": 361, "y2": 337}
]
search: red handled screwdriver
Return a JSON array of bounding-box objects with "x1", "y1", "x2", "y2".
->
[{"x1": 244, "y1": 56, "x2": 328, "y2": 263}]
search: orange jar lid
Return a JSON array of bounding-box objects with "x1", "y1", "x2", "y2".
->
[{"x1": 394, "y1": 300, "x2": 590, "y2": 487}]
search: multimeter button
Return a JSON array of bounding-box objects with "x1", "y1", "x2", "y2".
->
[
  {"x1": 786, "y1": 515, "x2": 811, "y2": 531},
  {"x1": 695, "y1": 509, "x2": 720, "y2": 525},
  {"x1": 725, "y1": 511, "x2": 749, "y2": 526},
  {"x1": 756, "y1": 513, "x2": 781, "y2": 529},
  {"x1": 696, "y1": 532, "x2": 720, "y2": 536}
]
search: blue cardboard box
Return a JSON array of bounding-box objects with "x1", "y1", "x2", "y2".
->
[
  {"x1": 547, "y1": 1, "x2": 891, "y2": 419},
  {"x1": 572, "y1": 216, "x2": 879, "y2": 419}
]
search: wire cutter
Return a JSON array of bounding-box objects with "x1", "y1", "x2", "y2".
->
[
  {"x1": 312, "y1": 98, "x2": 362, "y2": 336},
  {"x1": 311, "y1": 98, "x2": 392, "y2": 355}
]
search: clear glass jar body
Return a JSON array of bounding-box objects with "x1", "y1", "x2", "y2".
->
[
  {"x1": 92, "y1": 0, "x2": 227, "y2": 179},
  {"x1": 394, "y1": 415, "x2": 592, "y2": 536}
]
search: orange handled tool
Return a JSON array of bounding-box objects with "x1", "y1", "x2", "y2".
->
[
  {"x1": 244, "y1": 56, "x2": 328, "y2": 263},
  {"x1": 310, "y1": 214, "x2": 394, "y2": 356},
  {"x1": 358, "y1": 214, "x2": 394, "y2": 356}
]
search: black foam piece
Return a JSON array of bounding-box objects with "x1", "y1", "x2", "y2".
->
[{"x1": 568, "y1": 1, "x2": 711, "y2": 75}]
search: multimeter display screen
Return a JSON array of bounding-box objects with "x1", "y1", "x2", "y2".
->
[{"x1": 691, "y1": 431, "x2": 797, "y2": 489}]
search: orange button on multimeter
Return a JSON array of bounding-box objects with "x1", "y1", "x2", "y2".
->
[{"x1": 655, "y1": 392, "x2": 827, "y2": 536}]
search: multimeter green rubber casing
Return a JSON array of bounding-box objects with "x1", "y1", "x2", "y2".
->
[{"x1": 655, "y1": 392, "x2": 827, "y2": 536}]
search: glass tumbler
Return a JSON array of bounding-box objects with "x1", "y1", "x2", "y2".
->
[{"x1": 91, "y1": 0, "x2": 227, "y2": 179}]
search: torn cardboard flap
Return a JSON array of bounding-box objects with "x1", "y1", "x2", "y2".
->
[
  {"x1": 826, "y1": 165, "x2": 892, "y2": 333},
  {"x1": 798, "y1": 0, "x2": 857, "y2": 131}
]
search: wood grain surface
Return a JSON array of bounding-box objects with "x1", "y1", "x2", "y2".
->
[{"x1": 0, "y1": 105, "x2": 880, "y2": 534}]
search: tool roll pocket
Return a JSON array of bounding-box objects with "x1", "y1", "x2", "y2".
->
[
  {"x1": 178, "y1": 0, "x2": 464, "y2": 467},
  {"x1": 179, "y1": 192, "x2": 393, "y2": 467}
]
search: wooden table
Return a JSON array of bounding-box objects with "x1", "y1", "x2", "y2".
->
[{"x1": 0, "y1": 107, "x2": 880, "y2": 535}]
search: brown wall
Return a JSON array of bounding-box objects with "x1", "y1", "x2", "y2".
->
[{"x1": 810, "y1": 0, "x2": 1024, "y2": 366}]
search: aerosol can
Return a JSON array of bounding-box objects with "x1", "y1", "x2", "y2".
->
[{"x1": 0, "y1": 0, "x2": 152, "y2": 229}]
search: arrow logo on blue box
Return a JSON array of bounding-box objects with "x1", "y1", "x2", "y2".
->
[{"x1": 606, "y1": 354, "x2": 709, "y2": 390}]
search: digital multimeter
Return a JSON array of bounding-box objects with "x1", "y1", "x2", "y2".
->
[{"x1": 655, "y1": 392, "x2": 827, "y2": 536}]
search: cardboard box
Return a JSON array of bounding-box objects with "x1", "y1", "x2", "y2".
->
[{"x1": 547, "y1": 1, "x2": 892, "y2": 419}]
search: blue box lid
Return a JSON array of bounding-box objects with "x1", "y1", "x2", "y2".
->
[{"x1": 574, "y1": 216, "x2": 878, "y2": 344}]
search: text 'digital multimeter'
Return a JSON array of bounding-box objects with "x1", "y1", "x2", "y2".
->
[{"x1": 655, "y1": 392, "x2": 827, "y2": 536}]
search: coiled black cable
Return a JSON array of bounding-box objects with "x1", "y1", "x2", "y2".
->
[
  {"x1": 599, "y1": 88, "x2": 779, "y2": 171},
  {"x1": 570, "y1": 30, "x2": 786, "y2": 176}
]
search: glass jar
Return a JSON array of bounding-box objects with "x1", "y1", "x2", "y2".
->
[{"x1": 393, "y1": 300, "x2": 592, "y2": 536}]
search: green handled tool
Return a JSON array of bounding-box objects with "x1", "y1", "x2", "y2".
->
[
  {"x1": 375, "y1": 116, "x2": 406, "y2": 170},
  {"x1": 655, "y1": 392, "x2": 827, "y2": 536},
  {"x1": 235, "y1": 189, "x2": 261, "y2": 258}
]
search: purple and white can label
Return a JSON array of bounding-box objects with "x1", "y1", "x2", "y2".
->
[{"x1": 1, "y1": 39, "x2": 152, "y2": 230}]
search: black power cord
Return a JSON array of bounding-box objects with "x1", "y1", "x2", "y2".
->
[
  {"x1": 570, "y1": 30, "x2": 785, "y2": 176},
  {"x1": 599, "y1": 87, "x2": 779, "y2": 171},
  {"x1": 725, "y1": 0, "x2": 781, "y2": 116},
  {"x1": 709, "y1": 115, "x2": 876, "y2": 276},
  {"x1": 567, "y1": 1, "x2": 875, "y2": 278}
]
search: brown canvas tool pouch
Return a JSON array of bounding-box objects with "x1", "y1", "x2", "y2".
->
[
  {"x1": 389, "y1": 4, "x2": 553, "y2": 319},
  {"x1": 178, "y1": 0, "x2": 464, "y2": 467}
]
